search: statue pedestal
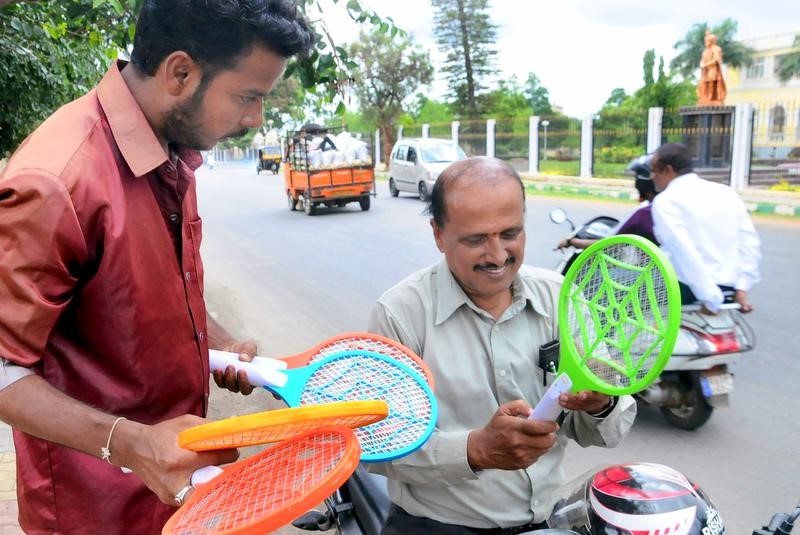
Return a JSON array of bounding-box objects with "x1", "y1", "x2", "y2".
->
[{"x1": 679, "y1": 106, "x2": 734, "y2": 169}]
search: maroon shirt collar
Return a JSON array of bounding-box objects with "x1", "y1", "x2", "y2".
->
[{"x1": 96, "y1": 60, "x2": 203, "y2": 177}]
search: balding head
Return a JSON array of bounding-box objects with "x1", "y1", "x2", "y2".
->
[{"x1": 428, "y1": 157, "x2": 525, "y2": 228}]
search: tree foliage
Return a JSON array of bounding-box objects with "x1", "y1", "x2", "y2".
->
[
  {"x1": 431, "y1": 0, "x2": 497, "y2": 117},
  {"x1": 348, "y1": 28, "x2": 433, "y2": 163},
  {"x1": 0, "y1": 0, "x2": 402, "y2": 157},
  {"x1": 523, "y1": 73, "x2": 553, "y2": 116},
  {"x1": 0, "y1": 0, "x2": 134, "y2": 157},
  {"x1": 776, "y1": 33, "x2": 800, "y2": 83},
  {"x1": 597, "y1": 49, "x2": 696, "y2": 153},
  {"x1": 670, "y1": 18, "x2": 754, "y2": 80}
]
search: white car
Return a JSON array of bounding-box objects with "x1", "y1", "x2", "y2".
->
[{"x1": 388, "y1": 138, "x2": 467, "y2": 200}]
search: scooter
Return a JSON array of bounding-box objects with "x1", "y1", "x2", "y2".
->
[
  {"x1": 292, "y1": 464, "x2": 579, "y2": 533},
  {"x1": 548, "y1": 207, "x2": 755, "y2": 430},
  {"x1": 293, "y1": 459, "x2": 797, "y2": 534}
]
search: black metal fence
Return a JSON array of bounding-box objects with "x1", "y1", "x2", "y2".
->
[{"x1": 750, "y1": 100, "x2": 800, "y2": 186}]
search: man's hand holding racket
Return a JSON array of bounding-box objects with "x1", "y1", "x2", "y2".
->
[
  {"x1": 558, "y1": 391, "x2": 613, "y2": 414},
  {"x1": 212, "y1": 339, "x2": 258, "y2": 395},
  {"x1": 109, "y1": 414, "x2": 239, "y2": 506},
  {"x1": 467, "y1": 400, "x2": 558, "y2": 471}
]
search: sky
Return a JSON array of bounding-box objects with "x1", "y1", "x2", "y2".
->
[{"x1": 314, "y1": 0, "x2": 799, "y2": 117}]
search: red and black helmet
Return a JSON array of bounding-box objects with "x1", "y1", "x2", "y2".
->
[{"x1": 548, "y1": 463, "x2": 725, "y2": 535}]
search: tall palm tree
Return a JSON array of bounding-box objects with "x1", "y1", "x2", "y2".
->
[
  {"x1": 670, "y1": 18, "x2": 754, "y2": 80},
  {"x1": 776, "y1": 33, "x2": 800, "y2": 83}
]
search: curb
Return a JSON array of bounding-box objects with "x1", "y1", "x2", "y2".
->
[
  {"x1": 374, "y1": 170, "x2": 800, "y2": 218},
  {"x1": 520, "y1": 180, "x2": 800, "y2": 218}
]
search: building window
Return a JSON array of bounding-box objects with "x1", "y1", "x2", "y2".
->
[
  {"x1": 796, "y1": 109, "x2": 800, "y2": 140},
  {"x1": 746, "y1": 57, "x2": 765, "y2": 79},
  {"x1": 769, "y1": 105, "x2": 786, "y2": 139}
]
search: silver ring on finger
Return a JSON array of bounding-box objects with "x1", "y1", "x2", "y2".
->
[{"x1": 174, "y1": 484, "x2": 194, "y2": 507}]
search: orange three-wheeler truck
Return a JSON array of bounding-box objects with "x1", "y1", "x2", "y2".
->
[{"x1": 284, "y1": 126, "x2": 375, "y2": 216}]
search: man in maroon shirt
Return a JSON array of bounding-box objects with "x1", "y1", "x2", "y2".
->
[{"x1": 0, "y1": 1, "x2": 313, "y2": 533}]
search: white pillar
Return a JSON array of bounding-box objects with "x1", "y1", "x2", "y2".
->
[
  {"x1": 529, "y1": 116, "x2": 540, "y2": 175},
  {"x1": 422, "y1": 124, "x2": 430, "y2": 138},
  {"x1": 730, "y1": 103, "x2": 755, "y2": 189},
  {"x1": 451, "y1": 121, "x2": 460, "y2": 146},
  {"x1": 486, "y1": 119, "x2": 496, "y2": 157},
  {"x1": 580, "y1": 114, "x2": 594, "y2": 178},
  {"x1": 647, "y1": 107, "x2": 664, "y2": 154},
  {"x1": 374, "y1": 129, "x2": 381, "y2": 166},
  {"x1": 397, "y1": 125, "x2": 403, "y2": 140}
]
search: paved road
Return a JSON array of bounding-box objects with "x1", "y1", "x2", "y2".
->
[{"x1": 199, "y1": 163, "x2": 800, "y2": 534}]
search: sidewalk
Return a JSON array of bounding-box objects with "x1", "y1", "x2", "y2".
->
[
  {"x1": 517, "y1": 173, "x2": 800, "y2": 218},
  {"x1": 372, "y1": 168, "x2": 800, "y2": 217},
  {"x1": 0, "y1": 423, "x2": 21, "y2": 534}
]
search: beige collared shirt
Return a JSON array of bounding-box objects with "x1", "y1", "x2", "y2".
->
[{"x1": 367, "y1": 261, "x2": 637, "y2": 529}]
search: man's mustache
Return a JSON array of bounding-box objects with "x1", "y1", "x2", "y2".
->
[{"x1": 474, "y1": 256, "x2": 515, "y2": 272}]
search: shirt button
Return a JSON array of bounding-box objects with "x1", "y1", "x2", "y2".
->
[
  {"x1": 198, "y1": 331, "x2": 205, "y2": 342},
  {"x1": 168, "y1": 213, "x2": 180, "y2": 224},
  {"x1": 499, "y1": 370, "x2": 507, "y2": 377},
  {"x1": 165, "y1": 165, "x2": 175, "y2": 174},
  {"x1": 185, "y1": 271, "x2": 192, "y2": 281}
]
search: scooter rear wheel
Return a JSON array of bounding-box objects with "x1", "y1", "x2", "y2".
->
[{"x1": 659, "y1": 377, "x2": 713, "y2": 430}]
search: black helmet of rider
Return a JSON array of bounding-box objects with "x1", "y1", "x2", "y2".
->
[
  {"x1": 626, "y1": 154, "x2": 653, "y2": 180},
  {"x1": 548, "y1": 462, "x2": 725, "y2": 535},
  {"x1": 627, "y1": 155, "x2": 656, "y2": 202}
]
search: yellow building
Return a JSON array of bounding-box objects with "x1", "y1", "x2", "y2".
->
[{"x1": 726, "y1": 32, "x2": 800, "y2": 158}]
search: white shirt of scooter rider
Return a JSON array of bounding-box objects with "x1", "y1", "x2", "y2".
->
[{"x1": 651, "y1": 172, "x2": 761, "y2": 312}]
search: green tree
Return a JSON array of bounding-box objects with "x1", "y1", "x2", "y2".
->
[
  {"x1": 637, "y1": 52, "x2": 696, "y2": 109},
  {"x1": 431, "y1": 0, "x2": 497, "y2": 116},
  {"x1": 409, "y1": 95, "x2": 453, "y2": 124},
  {"x1": 670, "y1": 18, "x2": 754, "y2": 80},
  {"x1": 0, "y1": 0, "x2": 402, "y2": 157},
  {"x1": 603, "y1": 88, "x2": 629, "y2": 109},
  {"x1": 596, "y1": 50, "x2": 695, "y2": 157},
  {"x1": 0, "y1": 1, "x2": 129, "y2": 157},
  {"x1": 479, "y1": 78, "x2": 529, "y2": 118},
  {"x1": 523, "y1": 73, "x2": 553, "y2": 115},
  {"x1": 776, "y1": 33, "x2": 800, "y2": 83},
  {"x1": 348, "y1": 28, "x2": 433, "y2": 163}
]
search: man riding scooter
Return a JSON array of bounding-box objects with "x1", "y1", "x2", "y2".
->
[
  {"x1": 551, "y1": 145, "x2": 759, "y2": 429},
  {"x1": 649, "y1": 142, "x2": 761, "y2": 314}
]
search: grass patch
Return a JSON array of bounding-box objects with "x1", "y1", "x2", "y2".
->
[
  {"x1": 539, "y1": 160, "x2": 579, "y2": 176},
  {"x1": 538, "y1": 160, "x2": 628, "y2": 178}
]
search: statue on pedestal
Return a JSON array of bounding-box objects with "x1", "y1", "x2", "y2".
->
[{"x1": 697, "y1": 30, "x2": 727, "y2": 106}]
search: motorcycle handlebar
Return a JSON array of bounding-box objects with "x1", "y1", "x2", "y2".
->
[{"x1": 754, "y1": 501, "x2": 800, "y2": 534}]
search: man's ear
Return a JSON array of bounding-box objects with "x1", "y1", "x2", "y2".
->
[
  {"x1": 162, "y1": 51, "x2": 198, "y2": 96},
  {"x1": 431, "y1": 219, "x2": 445, "y2": 253}
]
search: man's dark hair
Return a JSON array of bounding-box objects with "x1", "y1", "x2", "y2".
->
[
  {"x1": 654, "y1": 143, "x2": 694, "y2": 176},
  {"x1": 428, "y1": 157, "x2": 525, "y2": 228},
  {"x1": 130, "y1": 0, "x2": 314, "y2": 76}
]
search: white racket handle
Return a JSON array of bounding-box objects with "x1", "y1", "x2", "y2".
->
[
  {"x1": 191, "y1": 465, "x2": 224, "y2": 486},
  {"x1": 120, "y1": 465, "x2": 224, "y2": 486},
  {"x1": 209, "y1": 349, "x2": 287, "y2": 370},
  {"x1": 530, "y1": 374, "x2": 573, "y2": 421},
  {"x1": 208, "y1": 350, "x2": 289, "y2": 388}
]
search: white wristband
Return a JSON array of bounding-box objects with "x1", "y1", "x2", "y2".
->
[{"x1": 100, "y1": 416, "x2": 127, "y2": 464}]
